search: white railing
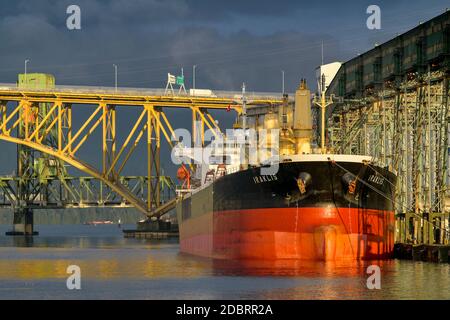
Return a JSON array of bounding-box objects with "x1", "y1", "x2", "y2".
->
[{"x1": 0, "y1": 83, "x2": 290, "y2": 101}]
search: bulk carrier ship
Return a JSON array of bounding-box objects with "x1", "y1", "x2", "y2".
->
[{"x1": 175, "y1": 79, "x2": 396, "y2": 261}]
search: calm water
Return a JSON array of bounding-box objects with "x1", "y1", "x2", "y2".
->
[{"x1": 0, "y1": 224, "x2": 448, "y2": 300}]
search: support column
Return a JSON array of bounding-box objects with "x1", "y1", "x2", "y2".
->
[
  {"x1": 153, "y1": 111, "x2": 161, "y2": 207},
  {"x1": 7, "y1": 99, "x2": 38, "y2": 236},
  {"x1": 147, "y1": 105, "x2": 153, "y2": 212},
  {"x1": 6, "y1": 207, "x2": 38, "y2": 236}
]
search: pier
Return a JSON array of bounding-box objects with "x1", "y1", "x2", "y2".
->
[
  {"x1": 123, "y1": 218, "x2": 179, "y2": 239},
  {"x1": 394, "y1": 243, "x2": 450, "y2": 263},
  {"x1": 326, "y1": 10, "x2": 450, "y2": 251}
]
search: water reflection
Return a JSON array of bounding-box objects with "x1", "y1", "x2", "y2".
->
[
  {"x1": 210, "y1": 258, "x2": 373, "y2": 277},
  {"x1": 10, "y1": 235, "x2": 35, "y2": 247},
  {"x1": 0, "y1": 225, "x2": 449, "y2": 299}
]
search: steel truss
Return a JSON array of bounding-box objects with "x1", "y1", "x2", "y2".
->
[
  {"x1": 0, "y1": 85, "x2": 281, "y2": 223},
  {"x1": 329, "y1": 70, "x2": 449, "y2": 244},
  {"x1": 0, "y1": 175, "x2": 175, "y2": 209}
]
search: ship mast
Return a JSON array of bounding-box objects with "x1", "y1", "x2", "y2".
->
[
  {"x1": 241, "y1": 82, "x2": 248, "y2": 168},
  {"x1": 241, "y1": 82, "x2": 247, "y2": 132},
  {"x1": 313, "y1": 73, "x2": 333, "y2": 154}
]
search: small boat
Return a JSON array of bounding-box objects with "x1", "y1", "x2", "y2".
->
[{"x1": 83, "y1": 220, "x2": 114, "y2": 226}]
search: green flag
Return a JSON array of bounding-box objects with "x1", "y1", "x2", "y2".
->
[{"x1": 176, "y1": 76, "x2": 184, "y2": 86}]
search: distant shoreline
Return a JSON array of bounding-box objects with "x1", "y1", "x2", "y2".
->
[{"x1": 0, "y1": 207, "x2": 142, "y2": 225}]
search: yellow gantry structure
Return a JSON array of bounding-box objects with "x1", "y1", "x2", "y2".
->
[{"x1": 0, "y1": 84, "x2": 282, "y2": 216}]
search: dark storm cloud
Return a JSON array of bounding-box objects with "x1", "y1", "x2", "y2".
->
[
  {"x1": 1, "y1": 0, "x2": 446, "y2": 89},
  {"x1": 13, "y1": 0, "x2": 188, "y2": 26},
  {"x1": 0, "y1": 0, "x2": 346, "y2": 91},
  {"x1": 12, "y1": 0, "x2": 307, "y2": 26}
]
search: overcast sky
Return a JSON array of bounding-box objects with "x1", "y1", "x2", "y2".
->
[
  {"x1": 1, "y1": 0, "x2": 448, "y2": 91},
  {"x1": 0, "y1": 0, "x2": 448, "y2": 176}
]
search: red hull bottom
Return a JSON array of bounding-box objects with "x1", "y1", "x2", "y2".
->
[{"x1": 179, "y1": 208, "x2": 395, "y2": 261}]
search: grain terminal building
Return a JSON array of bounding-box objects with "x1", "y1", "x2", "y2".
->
[{"x1": 326, "y1": 10, "x2": 449, "y2": 245}]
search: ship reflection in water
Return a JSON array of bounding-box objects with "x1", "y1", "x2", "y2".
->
[
  {"x1": 210, "y1": 258, "x2": 367, "y2": 277},
  {"x1": 0, "y1": 224, "x2": 449, "y2": 300}
]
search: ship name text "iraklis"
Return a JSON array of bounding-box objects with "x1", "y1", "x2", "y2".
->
[
  {"x1": 368, "y1": 174, "x2": 384, "y2": 185},
  {"x1": 253, "y1": 175, "x2": 278, "y2": 184}
]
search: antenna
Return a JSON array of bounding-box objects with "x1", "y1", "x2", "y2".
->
[
  {"x1": 242, "y1": 82, "x2": 246, "y2": 133},
  {"x1": 321, "y1": 40, "x2": 324, "y2": 66},
  {"x1": 321, "y1": 73, "x2": 326, "y2": 94}
]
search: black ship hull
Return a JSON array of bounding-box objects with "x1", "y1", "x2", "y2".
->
[{"x1": 176, "y1": 156, "x2": 396, "y2": 260}]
